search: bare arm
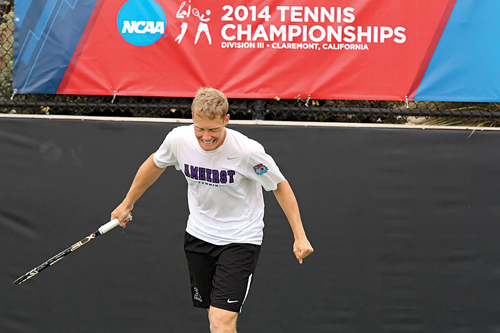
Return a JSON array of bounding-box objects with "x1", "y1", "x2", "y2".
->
[
  {"x1": 111, "y1": 154, "x2": 166, "y2": 227},
  {"x1": 273, "y1": 180, "x2": 314, "y2": 264}
]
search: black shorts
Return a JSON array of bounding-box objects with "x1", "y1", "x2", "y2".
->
[{"x1": 184, "y1": 232, "x2": 261, "y2": 313}]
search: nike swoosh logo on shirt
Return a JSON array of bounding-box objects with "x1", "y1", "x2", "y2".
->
[{"x1": 227, "y1": 157, "x2": 237, "y2": 160}]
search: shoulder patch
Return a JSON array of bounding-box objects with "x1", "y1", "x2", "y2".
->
[{"x1": 253, "y1": 163, "x2": 268, "y2": 175}]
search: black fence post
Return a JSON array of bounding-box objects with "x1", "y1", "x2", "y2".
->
[{"x1": 252, "y1": 99, "x2": 265, "y2": 120}]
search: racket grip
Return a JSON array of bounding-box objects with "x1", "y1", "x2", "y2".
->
[
  {"x1": 98, "y1": 219, "x2": 120, "y2": 234},
  {"x1": 98, "y1": 213, "x2": 132, "y2": 234}
]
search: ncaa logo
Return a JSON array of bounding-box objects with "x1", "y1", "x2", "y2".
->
[{"x1": 117, "y1": 0, "x2": 166, "y2": 47}]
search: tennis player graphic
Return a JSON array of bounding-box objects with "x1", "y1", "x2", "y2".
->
[
  {"x1": 193, "y1": 8, "x2": 211, "y2": 45},
  {"x1": 174, "y1": 0, "x2": 212, "y2": 45},
  {"x1": 174, "y1": 0, "x2": 190, "y2": 43}
]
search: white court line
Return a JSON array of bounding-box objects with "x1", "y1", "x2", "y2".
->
[{"x1": 0, "y1": 113, "x2": 498, "y2": 133}]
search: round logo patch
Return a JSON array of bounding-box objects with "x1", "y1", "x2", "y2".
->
[{"x1": 117, "y1": 0, "x2": 166, "y2": 47}]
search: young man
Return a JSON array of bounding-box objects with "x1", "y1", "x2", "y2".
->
[{"x1": 111, "y1": 88, "x2": 313, "y2": 332}]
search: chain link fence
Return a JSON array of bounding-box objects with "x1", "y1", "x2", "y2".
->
[{"x1": 2, "y1": 2, "x2": 500, "y2": 126}]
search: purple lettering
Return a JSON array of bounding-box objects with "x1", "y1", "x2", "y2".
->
[
  {"x1": 228, "y1": 170, "x2": 235, "y2": 183},
  {"x1": 190, "y1": 166, "x2": 198, "y2": 180},
  {"x1": 212, "y1": 170, "x2": 219, "y2": 183},
  {"x1": 184, "y1": 164, "x2": 234, "y2": 184},
  {"x1": 220, "y1": 170, "x2": 227, "y2": 183}
]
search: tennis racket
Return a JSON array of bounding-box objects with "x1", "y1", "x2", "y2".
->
[{"x1": 13, "y1": 213, "x2": 132, "y2": 285}]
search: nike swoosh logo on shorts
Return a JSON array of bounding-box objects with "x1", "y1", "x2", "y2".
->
[{"x1": 227, "y1": 299, "x2": 239, "y2": 303}]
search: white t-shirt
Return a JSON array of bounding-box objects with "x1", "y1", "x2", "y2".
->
[{"x1": 153, "y1": 125, "x2": 285, "y2": 245}]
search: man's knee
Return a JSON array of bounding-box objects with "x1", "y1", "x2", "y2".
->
[{"x1": 209, "y1": 306, "x2": 238, "y2": 333}]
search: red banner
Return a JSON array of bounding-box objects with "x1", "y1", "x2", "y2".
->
[{"x1": 17, "y1": 0, "x2": 457, "y2": 100}]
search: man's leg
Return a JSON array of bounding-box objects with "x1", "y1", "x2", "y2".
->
[
  {"x1": 208, "y1": 243, "x2": 260, "y2": 332},
  {"x1": 208, "y1": 306, "x2": 238, "y2": 333},
  {"x1": 184, "y1": 233, "x2": 216, "y2": 309}
]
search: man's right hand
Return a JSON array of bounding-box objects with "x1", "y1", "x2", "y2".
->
[{"x1": 111, "y1": 205, "x2": 133, "y2": 228}]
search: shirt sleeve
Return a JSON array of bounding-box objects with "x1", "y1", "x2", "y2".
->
[
  {"x1": 153, "y1": 128, "x2": 180, "y2": 169},
  {"x1": 245, "y1": 142, "x2": 286, "y2": 191}
]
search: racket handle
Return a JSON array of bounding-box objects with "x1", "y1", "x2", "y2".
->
[{"x1": 98, "y1": 213, "x2": 132, "y2": 234}]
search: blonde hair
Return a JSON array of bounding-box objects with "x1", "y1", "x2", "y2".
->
[{"x1": 191, "y1": 87, "x2": 229, "y2": 120}]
